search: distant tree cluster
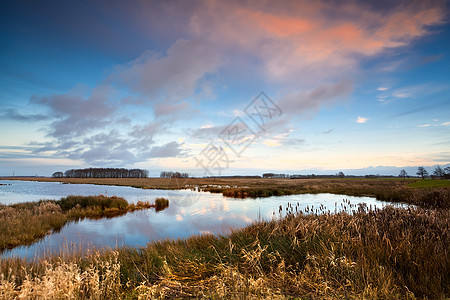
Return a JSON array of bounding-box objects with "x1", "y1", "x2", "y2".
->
[
  {"x1": 160, "y1": 171, "x2": 189, "y2": 178},
  {"x1": 61, "y1": 168, "x2": 148, "y2": 178},
  {"x1": 262, "y1": 173, "x2": 289, "y2": 178},
  {"x1": 52, "y1": 172, "x2": 64, "y2": 178},
  {"x1": 415, "y1": 165, "x2": 450, "y2": 179}
]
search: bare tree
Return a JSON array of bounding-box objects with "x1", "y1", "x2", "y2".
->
[
  {"x1": 399, "y1": 169, "x2": 407, "y2": 178},
  {"x1": 433, "y1": 165, "x2": 444, "y2": 179},
  {"x1": 445, "y1": 166, "x2": 450, "y2": 174},
  {"x1": 416, "y1": 167, "x2": 428, "y2": 179}
]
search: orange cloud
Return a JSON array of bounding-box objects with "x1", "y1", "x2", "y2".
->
[
  {"x1": 247, "y1": 11, "x2": 316, "y2": 38},
  {"x1": 189, "y1": 0, "x2": 447, "y2": 83}
]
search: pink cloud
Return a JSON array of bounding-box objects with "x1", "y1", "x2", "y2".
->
[{"x1": 188, "y1": 0, "x2": 447, "y2": 83}]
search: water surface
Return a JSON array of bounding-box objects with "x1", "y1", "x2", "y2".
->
[{"x1": 1, "y1": 180, "x2": 395, "y2": 259}]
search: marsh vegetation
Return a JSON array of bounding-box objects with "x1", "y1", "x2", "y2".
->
[{"x1": 0, "y1": 205, "x2": 448, "y2": 299}]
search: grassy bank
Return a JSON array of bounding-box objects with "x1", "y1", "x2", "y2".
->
[
  {"x1": 0, "y1": 205, "x2": 448, "y2": 299},
  {"x1": 5, "y1": 177, "x2": 449, "y2": 208},
  {"x1": 0, "y1": 196, "x2": 169, "y2": 252}
]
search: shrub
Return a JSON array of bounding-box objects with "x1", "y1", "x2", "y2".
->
[
  {"x1": 57, "y1": 195, "x2": 128, "y2": 211},
  {"x1": 155, "y1": 197, "x2": 169, "y2": 210}
]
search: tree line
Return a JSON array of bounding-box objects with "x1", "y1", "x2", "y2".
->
[
  {"x1": 53, "y1": 168, "x2": 149, "y2": 178},
  {"x1": 398, "y1": 165, "x2": 450, "y2": 179},
  {"x1": 160, "y1": 171, "x2": 189, "y2": 178}
]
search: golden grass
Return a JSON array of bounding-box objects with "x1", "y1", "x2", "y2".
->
[
  {"x1": 1, "y1": 205, "x2": 448, "y2": 299},
  {"x1": 0, "y1": 250, "x2": 122, "y2": 299}
]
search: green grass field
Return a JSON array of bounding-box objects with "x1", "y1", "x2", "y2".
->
[{"x1": 409, "y1": 179, "x2": 450, "y2": 188}]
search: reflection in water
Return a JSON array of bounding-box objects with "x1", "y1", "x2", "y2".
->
[
  {"x1": 0, "y1": 180, "x2": 400, "y2": 259},
  {"x1": 0, "y1": 180, "x2": 171, "y2": 205}
]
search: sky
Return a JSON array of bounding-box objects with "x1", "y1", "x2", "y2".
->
[{"x1": 1, "y1": 0, "x2": 449, "y2": 177}]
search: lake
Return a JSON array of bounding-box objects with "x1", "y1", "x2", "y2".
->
[{"x1": 0, "y1": 180, "x2": 396, "y2": 259}]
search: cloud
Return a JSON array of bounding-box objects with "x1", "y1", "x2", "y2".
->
[
  {"x1": 418, "y1": 124, "x2": 430, "y2": 127},
  {"x1": 441, "y1": 122, "x2": 450, "y2": 126},
  {"x1": 25, "y1": 77, "x2": 187, "y2": 166},
  {"x1": 323, "y1": 129, "x2": 333, "y2": 134},
  {"x1": 153, "y1": 101, "x2": 191, "y2": 118},
  {"x1": 76, "y1": 147, "x2": 136, "y2": 166},
  {"x1": 110, "y1": 39, "x2": 222, "y2": 101},
  {"x1": 31, "y1": 85, "x2": 117, "y2": 138},
  {"x1": 189, "y1": 124, "x2": 229, "y2": 139},
  {"x1": 0, "y1": 109, "x2": 50, "y2": 122},
  {"x1": 129, "y1": 122, "x2": 160, "y2": 142},
  {"x1": 29, "y1": 129, "x2": 139, "y2": 166},
  {"x1": 377, "y1": 87, "x2": 389, "y2": 91},
  {"x1": 392, "y1": 91, "x2": 412, "y2": 98},
  {"x1": 390, "y1": 84, "x2": 448, "y2": 100},
  {"x1": 188, "y1": 0, "x2": 446, "y2": 83},
  {"x1": 28, "y1": 118, "x2": 182, "y2": 166},
  {"x1": 278, "y1": 80, "x2": 354, "y2": 116},
  {"x1": 356, "y1": 116, "x2": 368, "y2": 123},
  {"x1": 146, "y1": 141, "x2": 184, "y2": 158},
  {"x1": 262, "y1": 131, "x2": 304, "y2": 147}
]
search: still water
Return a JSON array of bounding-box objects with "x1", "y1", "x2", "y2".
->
[{"x1": 1, "y1": 180, "x2": 393, "y2": 259}]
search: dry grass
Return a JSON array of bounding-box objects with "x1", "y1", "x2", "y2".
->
[
  {"x1": 0, "y1": 250, "x2": 121, "y2": 299},
  {"x1": 1, "y1": 205, "x2": 448, "y2": 299}
]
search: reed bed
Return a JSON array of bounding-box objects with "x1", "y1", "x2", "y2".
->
[{"x1": 1, "y1": 205, "x2": 448, "y2": 299}]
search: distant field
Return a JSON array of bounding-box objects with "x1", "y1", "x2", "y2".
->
[{"x1": 0, "y1": 176, "x2": 418, "y2": 189}]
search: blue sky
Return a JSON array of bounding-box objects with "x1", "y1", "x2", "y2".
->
[{"x1": 0, "y1": 0, "x2": 449, "y2": 177}]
